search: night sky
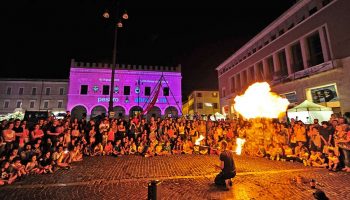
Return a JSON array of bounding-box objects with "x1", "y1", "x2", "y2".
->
[{"x1": 2, "y1": 0, "x2": 295, "y2": 100}]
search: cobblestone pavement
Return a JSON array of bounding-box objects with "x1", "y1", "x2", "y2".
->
[{"x1": 1, "y1": 155, "x2": 349, "y2": 200}]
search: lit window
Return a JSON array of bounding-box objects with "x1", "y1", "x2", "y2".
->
[
  {"x1": 6, "y1": 87, "x2": 11, "y2": 95},
  {"x1": 32, "y1": 88, "x2": 37, "y2": 95},
  {"x1": 19, "y1": 88, "x2": 24, "y2": 95},
  {"x1": 44, "y1": 101, "x2": 49, "y2": 109},
  {"x1": 81, "y1": 85, "x2": 88, "y2": 95},
  {"x1": 4, "y1": 101, "x2": 9, "y2": 108},
  {"x1": 103, "y1": 85, "x2": 110, "y2": 95},
  {"x1": 58, "y1": 101, "x2": 63, "y2": 108},
  {"x1": 45, "y1": 88, "x2": 51, "y2": 95},
  {"x1": 16, "y1": 101, "x2": 22, "y2": 108},
  {"x1": 30, "y1": 101, "x2": 35, "y2": 108},
  {"x1": 59, "y1": 88, "x2": 64, "y2": 95},
  {"x1": 124, "y1": 86, "x2": 130, "y2": 95}
]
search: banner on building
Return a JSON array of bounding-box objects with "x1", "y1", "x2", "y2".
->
[{"x1": 311, "y1": 84, "x2": 338, "y2": 103}]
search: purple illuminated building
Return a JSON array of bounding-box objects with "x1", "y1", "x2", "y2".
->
[{"x1": 67, "y1": 59, "x2": 182, "y2": 119}]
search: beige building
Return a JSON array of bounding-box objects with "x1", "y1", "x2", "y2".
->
[
  {"x1": 216, "y1": 0, "x2": 350, "y2": 118},
  {"x1": 0, "y1": 79, "x2": 68, "y2": 115},
  {"x1": 182, "y1": 90, "x2": 220, "y2": 116}
]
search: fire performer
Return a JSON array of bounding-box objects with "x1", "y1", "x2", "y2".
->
[{"x1": 214, "y1": 141, "x2": 236, "y2": 190}]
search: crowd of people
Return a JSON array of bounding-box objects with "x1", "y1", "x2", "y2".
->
[{"x1": 1, "y1": 112, "x2": 349, "y2": 185}]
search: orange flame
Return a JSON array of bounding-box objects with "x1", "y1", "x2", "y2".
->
[
  {"x1": 234, "y1": 82, "x2": 289, "y2": 119},
  {"x1": 235, "y1": 138, "x2": 246, "y2": 155},
  {"x1": 195, "y1": 135, "x2": 205, "y2": 145}
]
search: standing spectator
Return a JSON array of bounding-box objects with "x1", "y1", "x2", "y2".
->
[
  {"x1": 335, "y1": 125, "x2": 350, "y2": 172},
  {"x1": 46, "y1": 120, "x2": 61, "y2": 144},
  {"x1": 319, "y1": 121, "x2": 334, "y2": 151},
  {"x1": 31, "y1": 124, "x2": 44, "y2": 141},
  {"x1": 2, "y1": 122, "x2": 16, "y2": 153},
  {"x1": 13, "y1": 119, "x2": 24, "y2": 145},
  {"x1": 294, "y1": 121, "x2": 307, "y2": 145}
]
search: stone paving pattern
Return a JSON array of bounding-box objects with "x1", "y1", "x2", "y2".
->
[{"x1": 1, "y1": 155, "x2": 349, "y2": 200}]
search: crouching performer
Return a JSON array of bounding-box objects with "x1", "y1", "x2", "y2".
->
[{"x1": 214, "y1": 140, "x2": 236, "y2": 190}]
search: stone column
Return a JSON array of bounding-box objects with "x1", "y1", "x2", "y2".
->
[
  {"x1": 254, "y1": 63, "x2": 260, "y2": 81},
  {"x1": 262, "y1": 58, "x2": 269, "y2": 80},
  {"x1": 319, "y1": 27, "x2": 330, "y2": 62},
  {"x1": 247, "y1": 67, "x2": 253, "y2": 84},
  {"x1": 285, "y1": 45, "x2": 293, "y2": 75},
  {"x1": 241, "y1": 71, "x2": 247, "y2": 88},
  {"x1": 300, "y1": 37, "x2": 310, "y2": 69},
  {"x1": 273, "y1": 53, "x2": 280, "y2": 78}
]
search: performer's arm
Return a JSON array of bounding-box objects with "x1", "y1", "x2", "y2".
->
[{"x1": 215, "y1": 161, "x2": 224, "y2": 170}]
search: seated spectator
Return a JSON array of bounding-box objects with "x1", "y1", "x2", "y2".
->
[
  {"x1": 209, "y1": 139, "x2": 220, "y2": 155},
  {"x1": 0, "y1": 161, "x2": 17, "y2": 185},
  {"x1": 136, "y1": 141, "x2": 146, "y2": 156},
  {"x1": 33, "y1": 142, "x2": 43, "y2": 158},
  {"x1": 93, "y1": 143, "x2": 104, "y2": 156},
  {"x1": 84, "y1": 143, "x2": 93, "y2": 156},
  {"x1": 39, "y1": 151, "x2": 54, "y2": 174},
  {"x1": 70, "y1": 145, "x2": 83, "y2": 162},
  {"x1": 172, "y1": 137, "x2": 183, "y2": 155},
  {"x1": 11, "y1": 158, "x2": 28, "y2": 177},
  {"x1": 308, "y1": 151, "x2": 327, "y2": 168},
  {"x1": 113, "y1": 140, "x2": 123, "y2": 156},
  {"x1": 52, "y1": 146, "x2": 70, "y2": 169},
  {"x1": 20, "y1": 144, "x2": 33, "y2": 164},
  {"x1": 145, "y1": 141, "x2": 156, "y2": 157},
  {"x1": 327, "y1": 150, "x2": 339, "y2": 171},
  {"x1": 155, "y1": 143, "x2": 164, "y2": 156},
  {"x1": 104, "y1": 141, "x2": 113, "y2": 156},
  {"x1": 183, "y1": 139, "x2": 193, "y2": 154},
  {"x1": 121, "y1": 142, "x2": 130, "y2": 156},
  {"x1": 282, "y1": 144, "x2": 296, "y2": 162},
  {"x1": 25, "y1": 155, "x2": 42, "y2": 174},
  {"x1": 129, "y1": 139, "x2": 137, "y2": 155},
  {"x1": 255, "y1": 144, "x2": 266, "y2": 158},
  {"x1": 161, "y1": 141, "x2": 172, "y2": 156}
]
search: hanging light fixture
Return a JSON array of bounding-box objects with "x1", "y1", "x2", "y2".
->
[
  {"x1": 117, "y1": 21, "x2": 123, "y2": 28},
  {"x1": 103, "y1": 10, "x2": 110, "y2": 19},
  {"x1": 122, "y1": 11, "x2": 129, "y2": 20}
]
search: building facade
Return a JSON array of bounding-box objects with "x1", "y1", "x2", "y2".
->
[
  {"x1": 68, "y1": 59, "x2": 182, "y2": 119},
  {"x1": 0, "y1": 79, "x2": 68, "y2": 115},
  {"x1": 182, "y1": 90, "x2": 220, "y2": 116},
  {"x1": 216, "y1": 0, "x2": 350, "y2": 118}
]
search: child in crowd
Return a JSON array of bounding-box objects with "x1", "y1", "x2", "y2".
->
[
  {"x1": 327, "y1": 150, "x2": 339, "y2": 171},
  {"x1": 104, "y1": 141, "x2": 113, "y2": 156},
  {"x1": 93, "y1": 143, "x2": 104, "y2": 156},
  {"x1": 0, "y1": 161, "x2": 17, "y2": 185},
  {"x1": 282, "y1": 144, "x2": 296, "y2": 162},
  {"x1": 12, "y1": 158, "x2": 28, "y2": 177},
  {"x1": 308, "y1": 151, "x2": 327, "y2": 168},
  {"x1": 25, "y1": 155, "x2": 42, "y2": 174}
]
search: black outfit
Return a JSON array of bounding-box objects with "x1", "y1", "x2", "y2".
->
[
  {"x1": 319, "y1": 126, "x2": 334, "y2": 147},
  {"x1": 13, "y1": 126, "x2": 23, "y2": 144},
  {"x1": 215, "y1": 150, "x2": 236, "y2": 186}
]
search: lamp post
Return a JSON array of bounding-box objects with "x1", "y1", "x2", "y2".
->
[{"x1": 103, "y1": 7, "x2": 128, "y2": 118}]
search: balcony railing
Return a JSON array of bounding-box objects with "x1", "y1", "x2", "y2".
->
[{"x1": 271, "y1": 60, "x2": 334, "y2": 85}]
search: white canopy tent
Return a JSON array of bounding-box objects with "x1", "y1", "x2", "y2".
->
[
  {"x1": 287, "y1": 100, "x2": 333, "y2": 124},
  {"x1": 210, "y1": 112, "x2": 226, "y2": 121}
]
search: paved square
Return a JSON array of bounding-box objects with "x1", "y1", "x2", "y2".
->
[{"x1": 1, "y1": 155, "x2": 349, "y2": 200}]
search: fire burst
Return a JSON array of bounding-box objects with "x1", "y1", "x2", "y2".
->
[
  {"x1": 235, "y1": 138, "x2": 246, "y2": 155},
  {"x1": 234, "y1": 82, "x2": 289, "y2": 119},
  {"x1": 195, "y1": 135, "x2": 205, "y2": 145}
]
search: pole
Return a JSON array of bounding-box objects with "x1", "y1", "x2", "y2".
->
[{"x1": 108, "y1": 23, "x2": 118, "y2": 117}]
